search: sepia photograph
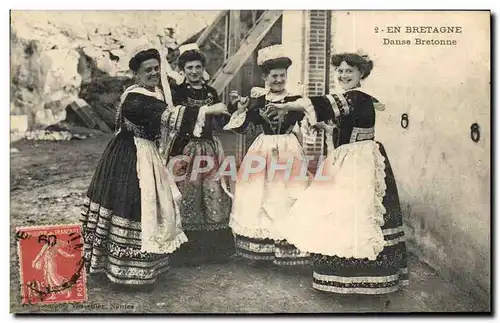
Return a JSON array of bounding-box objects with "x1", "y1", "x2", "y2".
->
[{"x1": 9, "y1": 9, "x2": 491, "y2": 314}]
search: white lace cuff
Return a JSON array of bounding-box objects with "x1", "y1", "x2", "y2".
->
[
  {"x1": 374, "y1": 101, "x2": 385, "y2": 111},
  {"x1": 299, "y1": 97, "x2": 317, "y2": 126},
  {"x1": 193, "y1": 105, "x2": 209, "y2": 137},
  {"x1": 223, "y1": 110, "x2": 247, "y2": 130},
  {"x1": 300, "y1": 120, "x2": 318, "y2": 146},
  {"x1": 296, "y1": 98, "x2": 318, "y2": 145}
]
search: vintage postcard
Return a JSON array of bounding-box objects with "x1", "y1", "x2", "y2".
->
[{"x1": 10, "y1": 10, "x2": 491, "y2": 314}]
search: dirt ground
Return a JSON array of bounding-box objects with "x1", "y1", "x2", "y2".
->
[{"x1": 10, "y1": 134, "x2": 487, "y2": 314}]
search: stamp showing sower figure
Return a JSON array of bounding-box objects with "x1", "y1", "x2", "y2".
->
[{"x1": 16, "y1": 224, "x2": 87, "y2": 305}]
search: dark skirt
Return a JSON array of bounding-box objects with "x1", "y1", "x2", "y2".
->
[
  {"x1": 171, "y1": 229, "x2": 235, "y2": 266},
  {"x1": 169, "y1": 136, "x2": 234, "y2": 265},
  {"x1": 311, "y1": 142, "x2": 409, "y2": 294},
  {"x1": 235, "y1": 234, "x2": 311, "y2": 266},
  {"x1": 80, "y1": 131, "x2": 170, "y2": 285}
]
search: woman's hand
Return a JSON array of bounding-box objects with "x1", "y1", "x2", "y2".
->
[
  {"x1": 217, "y1": 107, "x2": 232, "y2": 117},
  {"x1": 229, "y1": 90, "x2": 249, "y2": 113},
  {"x1": 266, "y1": 100, "x2": 306, "y2": 113},
  {"x1": 314, "y1": 120, "x2": 335, "y2": 135},
  {"x1": 228, "y1": 90, "x2": 239, "y2": 104},
  {"x1": 264, "y1": 103, "x2": 290, "y2": 122},
  {"x1": 236, "y1": 98, "x2": 249, "y2": 113},
  {"x1": 260, "y1": 108, "x2": 278, "y2": 122},
  {"x1": 265, "y1": 102, "x2": 288, "y2": 112},
  {"x1": 314, "y1": 121, "x2": 327, "y2": 130},
  {"x1": 205, "y1": 103, "x2": 232, "y2": 117}
]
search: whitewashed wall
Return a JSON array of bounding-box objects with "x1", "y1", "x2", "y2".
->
[{"x1": 330, "y1": 11, "x2": 490, "y2": 304}]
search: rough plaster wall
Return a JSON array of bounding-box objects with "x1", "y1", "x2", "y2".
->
[{"x1": 331, "y1": 11, "x2": 490, "y2": 304}]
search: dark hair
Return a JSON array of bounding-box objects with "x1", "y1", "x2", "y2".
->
[
  {"x1": 128, "y1": 48, "x2": 161, "y2": 72},
  {"x1": 177, "y1": 49, "x2": 206, "y2": 70},
  {"x1": 261, "y1": 57, "x2": 292, "y2": 75},
  {"x1": 331, "y1": 53, "x2": 373, "y2": 79}
]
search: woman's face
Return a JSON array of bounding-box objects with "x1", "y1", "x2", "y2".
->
[
  {"x1": 336, "y1": 61, "x2": 363, "y2": 90},
  {"x1": 264, "y1": 68, "x2": 287, "y2": 93},
  {"x1": 137, "y1": 58, "x2": 160, "y2": 88},
  {"x1": 183, "y1": 60, "x2": 204, "y2": 84}
]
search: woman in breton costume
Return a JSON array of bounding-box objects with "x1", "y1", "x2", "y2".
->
[
  {"x1": 271, "y1": 51, "x2": 409, "y2": 294},
  {"x1": 223, "y1": 45, "x2": 316, "y2": 266},
  {"x1": 159, "y1": 43, "x2": 234, "y2": 265},
  {"x1": 80, "y1": 45, "x2": 187, "y2": 287}
]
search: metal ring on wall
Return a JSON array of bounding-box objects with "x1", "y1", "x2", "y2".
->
[
  {"x1": 401, "y1": 113, "x2": 409, "y2": 129},
  {"x1": 470, "y1": 123, "x2": 480, "y2": 143}
]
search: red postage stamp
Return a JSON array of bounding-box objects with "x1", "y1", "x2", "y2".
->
[{"x1": 16, "y1": 223, "x2": 87, "y2": 305}]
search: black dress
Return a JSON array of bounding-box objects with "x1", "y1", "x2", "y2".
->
[
  {"x1": 161, "y1": 81, "x2": 234, "y2": 265},
  {"x1": 224, "y1": 90, "x2": 313, "y2": 266},
  {"x1": 81, "y1": 86, "x2": 187, "y2": 285},
  {"x1": 280, "y1": 88, "x2": 409, "y2": 294}
]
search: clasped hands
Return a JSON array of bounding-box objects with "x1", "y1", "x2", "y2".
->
[{"x1": 229, "y1": 90, "x2": 290, "y2": 122}]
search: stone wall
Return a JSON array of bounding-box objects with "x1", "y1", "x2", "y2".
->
[{"x1": 10, "y1": 10, "x2": 219, "y2": 130}]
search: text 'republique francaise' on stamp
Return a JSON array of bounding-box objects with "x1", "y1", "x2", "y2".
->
[{"x1": 15, "y1": 223, "x2": 87, "y2": 305}]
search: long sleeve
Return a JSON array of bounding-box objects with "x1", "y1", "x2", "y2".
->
[
  {"x1": 205, "y1": 87, "x2": 229, "y2": 131},
  {"x1": 168, "y1": 82, "x2": 201, "y2": 136},
  {"x1": 307, "y1": 90, "x2": 376, "y2": 146},
  {"x1": 121, "y1": 95, "x2": 147, "y2": 125},
  {"x1": 309, "y1": 96, "x2": 337, "y2": 122},
  {"x1": 351, "y1": 91, "x2": 376, "y2": 128},
  {"x1": 305, "y1": 90, "x2": 374, "y2": 124},
  {"x1": 144, "y1": 100, "x2": 168, "y2": 133},
  {"x1": 122, "y1": 94, "x2": 165, "y2": 128},
  {"x1": 121, "y1": 93, "x2": 167, "y2": 140},
  {"x1": 170, "y1": 83, "x2": 225, "y2": 137},
  {"x1": 179, "y1": 107, "x2": 201, "y2": 136},
  {"x1": 223, "y1": 97, "x2": 262, "y2": 134}
]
